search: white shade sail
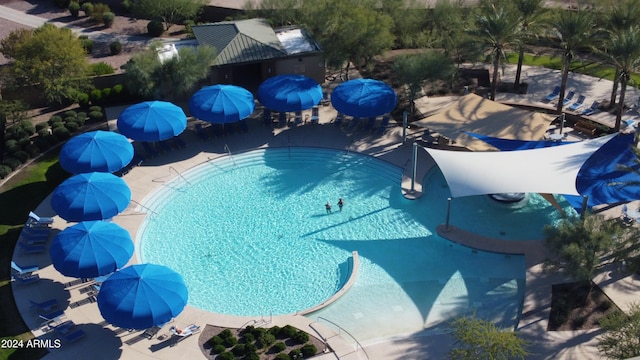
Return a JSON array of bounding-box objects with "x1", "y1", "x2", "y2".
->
[{"x1": 423, "y1": 133, "x2": 617, "y2": 198}]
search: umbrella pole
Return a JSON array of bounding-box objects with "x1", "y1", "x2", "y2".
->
[
  {"x1": 445, "y1": 197, "x2": 452, "y2": 230},
  {"x1": 402, "y1": 111, "x2": 408, "y2": 143},
  {"x1": 411, "y1": 141, "x2": 418, "y2": 192}
]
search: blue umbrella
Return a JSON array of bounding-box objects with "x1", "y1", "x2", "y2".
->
[
  {"x1": 97, "y1": 264, "x2": 188, "y2": 329},
  {"x1": 331, "y1": 79, "x2": 397, "y2": 118},
  {"x1": 189, "y1": 84, "x2": 255, "y2": 124},
  {"x1": 51, "y1": 172, "x2": 131, "y2": 222},
  {"x1": 50, "y1": 221, "x2": 134, "y2": 278},
  {"x1": 59, "y1": 131, "x2": 134, "y2": 174},
  {"x1": 117, "y1": 101, "x2": 187, "y2": 141},
  {"x1": 258, "y1": 74, "x2": 322, "y2": 112}
]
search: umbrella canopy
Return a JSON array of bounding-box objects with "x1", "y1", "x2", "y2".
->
[
  {"x1": 117, "y1": 101, "x2": 187, "y2": 141},
  {"x1": 51, "y1": 172, "x2": 131, "y2": 222},
  {"x1": 189, "y1": 84, "x2": 255, "y2": 124},
  {"x1": 258, "y1": 74, "x2": 322, "y2": 112},
  {"x1": 60, "y1": 131, "x2": 134, "y2": 174},
  {"x1": 50, "y1": 221, "x2": 134, "y2": 278},
  {"x1": 331, "y1": 79, "x2": 397, "y2": 118},
  {"x1": 97, "y1": 264, "x2": 188, "y2": 329}
]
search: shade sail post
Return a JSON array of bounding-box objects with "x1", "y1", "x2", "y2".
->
[
  {"x1": 445, "y1": 197, "x2": 452, "y2": 230},
  {"x1": 580, "y1": 195, "x2": 589, "y2": 220},
  {"x1": 560, "y1": 113, "x2": 565, "y2": 134},
  {"x1": 402, "y1": 111, "x2": 408, "y2": 143},
  {"x1": 411, "y1": 141, "x2": 418, "y2": 192}
]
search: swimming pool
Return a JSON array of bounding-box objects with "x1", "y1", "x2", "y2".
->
[{"x1": 138, "y1": 147, "x2": 535, "y2": 341}]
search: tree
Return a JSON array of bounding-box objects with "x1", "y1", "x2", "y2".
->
[
  {"x1": 449, "y1": 314, "x2": 528, "y2": 360},
  {"x1": 0, "y1": 24, "x2": 90, "y2": 105},
  {"x1": 512, "y1": 0, "x2": 547, "y2": 88},
  {"x1": 547, "y1": 6, "x2": 597, "y2": 114},
  {"x1": 131, "y1": 0, "x2": 208, "y2": 30},
  {"x1": 599, "y1": 26, "x2": 640, "y2": 132},
  {"x1": 430, "y1": 0, "x2": 483, "y2": 69},
  {"x1": 392, "y1": 51, "x2": 455, "y2": 116},
  {"x1": 543, "y1": 214, "x2": 619, "y2": 288},
  {"x1": 123, "y1": 43, "x2": 216, "y2": 100},
  {"x1": 244, "y1": 0, "x2": 304, "y2": 27},
  {"x1": 598, "y1": 303, "x2": 640, "y2": 359},
  {"x1": 473, "y1": 0, "x2": 521, "y2": 100}
]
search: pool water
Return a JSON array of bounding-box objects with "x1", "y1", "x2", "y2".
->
[{"x1": 137, "y1": 147, "x2": 551, "y2": 341}]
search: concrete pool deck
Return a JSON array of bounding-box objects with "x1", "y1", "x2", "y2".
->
[{"x1": 10, "y1": 65, "x2": 640, "y2": 360}]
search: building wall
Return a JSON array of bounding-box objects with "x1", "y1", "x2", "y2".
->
[{"x1": 274, "y1": 54, "x2": 325, "y2": 85}]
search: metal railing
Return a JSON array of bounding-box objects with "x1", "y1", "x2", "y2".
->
[
  {"x1": 224, "y1": 144, "x2": 236, "y2": 165},
  {"x1": 313, "y1": 316, "x2": 369, "y2": 360},
  {"x1": 169, "y1": 166, "x2": 191, "y2": 185}
]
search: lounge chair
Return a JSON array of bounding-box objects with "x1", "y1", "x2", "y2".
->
[
  {"x1": 562, "y1": 91, "x2": 575, "y2": 106},
  {"x1": 263, "y1": 109, "x2": 272, "y2": 127},
  {"x1": 581, "y1": 101, "x2": 601, "y2": 116},
  {"x1": 294, "y1": 111, "x2": 303, "y2": 125},
  {"x1": 321, "y1": 91, "x2": 330, "y2": 106},
  {"x1": 620, "y1": 204, "x2": 636, "y2": 226},
  {"x1": 39, "y1": 309, "x2": 66, "y2": 325},
  {"x1": 334, "y1": 113, "x2": 344, "y2": 127},
  {"x1": 170, "y1": 324, "x2": 200, "y2": 337},
  {"x1": 13, "y1": 273, "x2": 40, "y2": 284},
  {"x1": 278, "y1": 112, "x2": 288, "y2": 128},
  {"x1": 11, "y1": 261, "x2": 39, "y2": 276},
  {"x1": 375, "y1": 116, "x2": 391, "y2": 135},
  {"x1": 30, "y1": 299, "x2": 58, "y2": 313},
  {"x1": 567, "y1": 95, "x2": 585, "y2": 111},
  {"x1": 22, "y1": 225, "x2": 50, "y2": 236},
  {"x1": 20, "y1": 233, "x2": 49, "y2": 245},
  {"x1": 18, "y1": 241, "x2": 46, "y2": 253},
  {"x1": 59, "y1": 328, "x2": 86, "y2": 343},
  {"x1": 27, "y1": 212, "x2": 54, "y2": 227},
  {"x1": 310, "y1": 106, "x2": 319, "y2": 124},
  {"x1": 545, "y1": 86, "x2": 561, "y2": 101}
]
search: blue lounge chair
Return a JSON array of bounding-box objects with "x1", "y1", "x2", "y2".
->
[
  {"x1": 321, "y1": 91, "x2": 330, "y2": 106},
  {"x1": 27, "y1": 212, "x2": 53, "y2": 227},
  {"x1": 262, "y1": 109, "x2": 272, "y2": 127},
  {"x1": 239, "y1": 119, "x2": 249, "y2": 133},
  {"x1": 20, "y1": 233, "x2": 49, "y2": 245},
  {"x1": 309, "y1": 107, "x2": 319, "y2": 124},
  {"x1": 11, "y1": 261, "x2": 38, "y2": 276},
  {"x1": 59, "y1": 328, "x2": 86, "y2": 343},
  {"x1": 14, "y1": 273, "x2": 40, "y2": 284},
  {"x1": 294, "y1": 111, "x2": 303, "y2": 125},
  {"x1": 18, "y1": 241, "x2": 46, "y2": 253},
  {"x1": 39, "y1": 309, "x2": 66, "y2": 325},
  {"x1": 562, "y1": 91, "x2": 576, "y2": 106},
  {"x1": 545, "y1": 86, "x2": 561, "y2": 101},
  {"x1": 334, "y1": 113, "x2": 344, "y2": 127},
  {"x1": 22, "y1": 226, "x2": 50, "y2": 236},
  {"x1": 375, "y1": 116, "x2": 391, "y2": 135},
  {"x1": 567, "y1": 95, "x2": 585, "y2": 111},
  {"x1": 30, "y1": 299, "x2": 58, "y2": 312},
  {"x1": 581, "y1": 101, "x2": 600, "y2": 116}
]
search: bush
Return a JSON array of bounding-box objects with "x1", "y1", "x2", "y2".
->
[
  {"x1": 45, "y1": 133, "x2": 60, "y2": 146},
  {"x1": 5, "y1": 139, "x2": 19, "y2": 153},
  {"x1": 68, "y1": 1, "x2": 80, "y2": 17},
  {"x1": 256, "y1": 333, "x2": 275, "y2": 349},
  {"x1": 218, "y1": 352, "x2": 235, "y2": 360},
  {"x1": 279, "y1": 325, "x2": 297, "y2": 339},
  {"x1": 64, "y1": 116, "x2": 77, "y2": 124},
  {"x1": 208, "y1": 335, "x2": 223, "y2": 346},
  {"x1": 35, "y1": 122, "x2": 48, "y2": 132},
  {"x1": 89, "y1": 62, "x2": 114, "y2": 76},
  {"x1": 300, "y1": 344, "x2": 317, "y2": 357},
  {"x1": 271, "y1": 342, "x2": 286, "y2": 353},
  {"x1": 81, "y1": 2, "x2": 93, "y2": 15},
  {"x1": 75, "y1": 113, "x2": 86, "y2": 126},
  {"x1": 291, "y1": 330, "x2": 309, "y2": 344},
  {"x1": 231, "y1": 344, "x2": 246, "y2": 356},
  {"x1": 147, "y1": 20, "x2": 164, "y2": 37},
  {"x1": 91, "y1": 3, "x2": 111, "y2": 24},
  {"x1": 102, "y1": 87, "x2": 112, "y2": 99},
  {"x1": 184, "y1": 19, "x2": 196, "y2": 37},
  {"x1": 223, "y1": 336, "x2": 237, "y2": 348},
  {"x1": 212, "y1": 344, "x2": 226, "y2": 354},
  {"x1": 121, "y1": 0, "x2": 132, "y2": 12},
  {"x1": 77, "y1": 92, "x2": 90, "y2": 107},
  {"x1": 102, "y1": 12, "x2": 115, "y2": 28},
  {"x1": 110, "y1": 41, "x2": 122, "y2": 55},
  {"x1": 24, "y1": 144, "x2": 40, "y2": 158},
  {"x1": 52, "y1": 126, "x2": 71, "y2": 141},
  {"x1": 80, "y1": 36, "x2": 94, "y2": 54},
  {"x1": 243, "y1": 352, "x2": 260, "y2": 360},
  {"x1": 89, "y1": 105, "x2": 102, "y2": 113},
  {"x1": 89, "y1": 111, "x2": 104, "y2": 122},
  {"x1": 48, "y1": 115, "x2": 63, "y2": 126},
  {"x1": 65, "y1": 121, "x2": 79, "y2": 132},
  {"x1": 112, "y1": 84, "x2": 124, "y2": 96},
  {"x1": 51, "y1": 122, "x2": 65, "y2": 130},
  {"x1": 3, "y1": 157, "x2": 21, "y2": 171},
  {"x1": 219, "y1": 329, "x2": 234, "y2": 339},
  {"x1": 274, "y1": 354, "x2": 290, "y2": 360},
  {"x1": 63, "y1": 110, "x2": 77, "y2": 119},
  {"x1": 17, "y1": 137, "x2": 31, "y2": 148},
  {"x1": 0, "y1": 165, "x2": 12, "y2": 179},
  {"x1": 289, "y1": 349, "x2": 302, "y2": 358},
  {"x1": 37, "y1": 129, "x2": 50, "y2": 138},
  {"x1": 245, "y1": 342, "x2": 257, "y2": 353},
  {"x1": 269, "y1": 326, "x2": 281, "y2": 337},
  {"x1": 12, "y1": 151, "x2": 30, "y2": 164},
  {"x1": 18, "y1": 121, "x2": 35, "y2": 136},
  {"x1": 90, "y1": 89, "x2": 103, "y2": 103},
  {"x1": 242, "y1": 332, "x2": 255, "y2": 344}
]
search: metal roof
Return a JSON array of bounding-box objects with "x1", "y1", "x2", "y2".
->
[{"x1": 192, "y1": 19, "x2": 289, "y2": 66}]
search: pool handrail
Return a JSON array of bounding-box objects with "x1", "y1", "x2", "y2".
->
[{"x1": 312, "y1": 316, "x2": 370, "y2": 360}]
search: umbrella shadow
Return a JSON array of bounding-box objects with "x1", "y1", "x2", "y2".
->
[{"x1": 149, "y1": 334, "x2": 182, "y2": 352}]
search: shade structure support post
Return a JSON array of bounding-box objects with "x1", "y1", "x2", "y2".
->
[
  {"x1": 445, "y1": 197, "x2": 452, "y2": 230},
  {"x1": 411, "y1": 141, "x2": 418, "y2": 192},
  {"x1": 402, "y1": 111, "x2": 408, "y2": 143},
  {"x1": 580, "y1": 195, "x2": 589, "y2": 220},
  {"x1": 560, "y1": 113, "x2": 565, "y2": 134}
]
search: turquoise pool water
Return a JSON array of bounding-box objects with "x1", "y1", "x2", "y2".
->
[{"x1": 137, "y1": 147, "x2": 556, "y2": 341}]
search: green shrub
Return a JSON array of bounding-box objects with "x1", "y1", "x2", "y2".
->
[
  {"x1": 289, "y1": 349, "x2": 302, "y2": 358},
  {"x1": 223, "y1": 336, "x2": 237, "y2": 348},
  {"x1": 52, "y1": 126, "x2": 71, "y2": 140},
  {"x1": 102, "y1": 12, "x2": 115, "y2": 28},
  {"x1": 212, "y1": 344, "x2": 226, "y2": 354},
  {"x1": 63, "y1": 110, "x2": 77, "y2": 118},
  {"x1": 245, "y1": 342, "x2": 257, "y2": 353},
  {"x1": 64, "y1": 116, "x2": 77, "y2": 124},
  {"x1": 90, "y1": 89, "x2": 103, "y2": 103},
  {"x1": 35, "y1": 122, "x2": 48, "y2": 132},
  {"x1": 231, "y1": 344, "x2": 246, "y2": 356},
  {"x1": 65, "y1": 121, "x2": 79, "y2": 132},
  {"x1": 89, "y1": 62, "x2": 114, "y2": 76},
  {"x1": 0, "y1": 165, "x2": 12, "y2": 179},
  {"x1": 80, "y1": 37, "x2": 94, "y2": 54},
  {"x1": 51, "y1": 122, "x2": 65, "y2": 130},
  {"x1": 88, "y1": 111, "x2": 104, "y2": 122},
  {"x1": 243, "y1": 326, "x2": 256, "y2": 335},
  {"x1": 24, "y1": 144, "x2": 40, "y2": 158},
  {"x1": 271, "y1": 342, "x2": 286, "y2": 353},
  {"x1": 184, "y1": 19, "x2": 195, "y2": 37},
  {"x1": 17, "y1": 137, "x2": 31, "y2": 148},
  {"x1": 76, "y1": 112, "x2": 87, "y2": 122},
  {"x1": 243, "y1": 352, "x2": 260, "y2": 360},
  {"x1": 291, "y1": 330, "x2": 309, "y2": 344},
  {"x1": 112, "y1": 84, "x2": 124, "y2": 96},
  {"x1": 91, "y1": 3, "x2": 111, "y2": 24},
  {"x1": 256, "y1": 333, "x2": 275, "y2": 349},
  {"x1": 48, "y1": 115, "x2": 63, "y2": 126},
  {"x1": 77, "y1": 92, "x2": 90, "y2": 107},
  {"x1": 269, "y1": 326, "x2": 281, "y2": 337},
  {"x1": 274, "y1": 354, "x2": 290, "y2": 360},
  {"x1": 279, "y1": 325, "x2": 297, "y2": 339},
  {"x1": 5, "y1": 139, "x2": 19, "y2": 153},
  {"x1": 12, "y1": 151, "x2": 29, "y2": 164},
  {"x1": 89, "y1": 105, "x2": 102, "y2": 113},
  {"x1": 121, "y1": 0, "x2": 132, "y2": 12},
  {"x1": 147, "y1": 20, "x2": 164, "y2": 37},
  {"x1": 18, "y1": 121, "x2": 35, "y2": 135},
  {"x1": 68, "y1": 1, "x2": 80, "y2": 17},
  {"x1": 3, "y1": 157, "x2": 21, "y2": 171},
  {"x1": 219, "y1": 329, "x2": 234, "y2": 339},
  {"x1": 110, "y1": 41, "x2": 122, "y2": 55},
  {"x1": 75, "y1": 115, "x2": 86, "y2": 126},
  {"x1": 218, "y1": 352, "x2": 235, "y2": 360},
  {"x1": 242, "y1": 332, "x2": 255, "y2": 344},
  {"x1": 102, "y1": 87, "x2": 112, "y2": 99},
  {"x1": 300, "y1": 344, "x2": 317, "y2": 357},
  {"x1": 81, "y1": 1, "x2": 93, "y2": 15},
  {"x1": 37, "y1": 129, "x2": 50, "y2": 138},
  {"x1": 208, "y1": 335, "x2": 223, "y2": 346}
]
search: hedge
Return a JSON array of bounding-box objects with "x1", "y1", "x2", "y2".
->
[
  {"x1": 12, "y1": 151, "x2": 30, "y2": 164},
  {"x1": 52, "y1": 126, "x2": 71, "y2": 140},
  {"x1": 0, "y1": 165, "x2": 12, "y2": 179},
  {"x1": 147, "y1": 20, "x2": 164, "y2": 37},
  {"x1": 3, "y1": 157, "x2": 22, "y2": 171}
]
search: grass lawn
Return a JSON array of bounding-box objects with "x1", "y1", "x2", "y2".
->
[{"x1": 0, "y1": 150, "x2": 68, "y2": 360}]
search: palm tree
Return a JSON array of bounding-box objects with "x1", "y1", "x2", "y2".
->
[
  {"x1": 513, "y1": 0, "x2": 547, "y2": 89},
  {"x1": 600, "y1": 26, "x2": 640, "y2": 132},
  {"x1": 548, "y1": 6, "x2": 597, "y2": 114},
  {"x1": 474, "y1": 1, "x2": 521, "y2": 101},
  {"x1": 605, "y1": 0, "x2": 640, "y2": 109}
]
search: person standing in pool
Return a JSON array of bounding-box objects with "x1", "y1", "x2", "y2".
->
[
  {"x1": 325, "y1": 202, "x2": 332, "y2": 214},
  {"x1": 338, "y1": 198, "x2": 344, "y2": 211}
]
